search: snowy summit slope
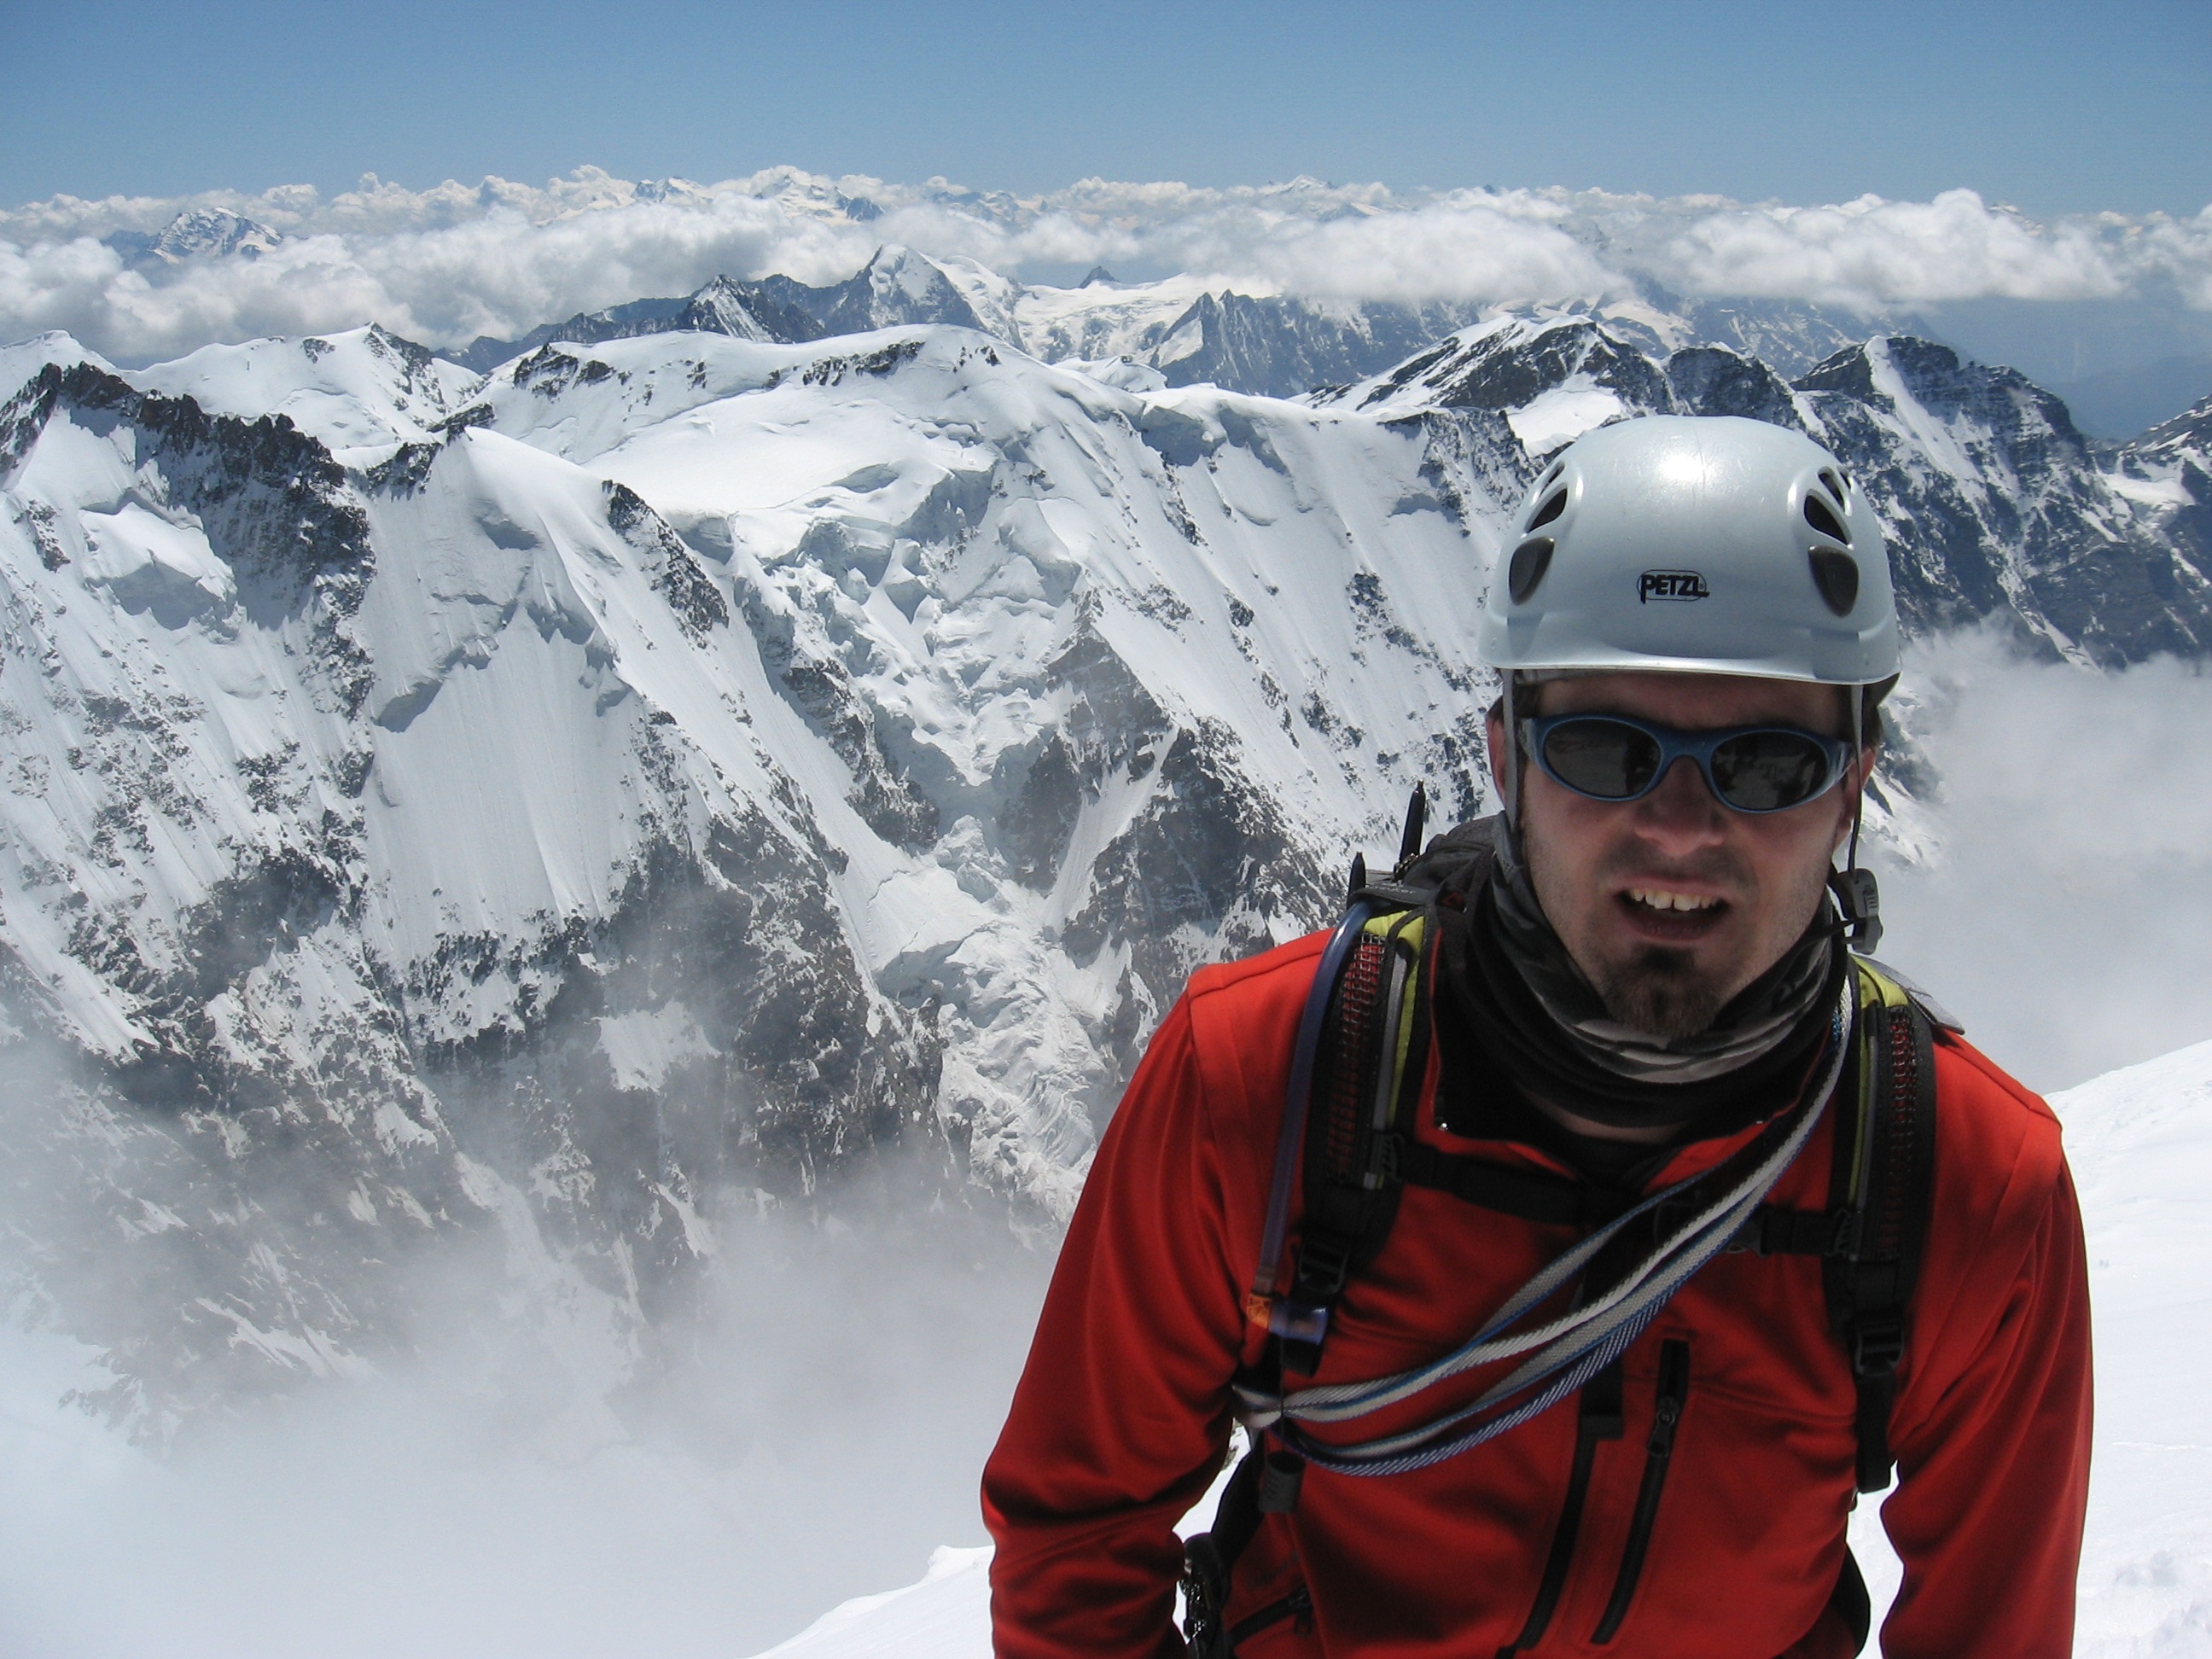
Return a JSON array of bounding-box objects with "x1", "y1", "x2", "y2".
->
[
  {"x1": 2053, "y1": 1039, "x2": 2212, "y2": 1653},
  {"x1": 131, "y1": 324, "x2": 479, "y2": 465}
]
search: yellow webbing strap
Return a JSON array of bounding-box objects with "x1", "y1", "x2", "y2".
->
[
  {"x1": 1353, "y1": 909, "x2": 1429, "y2": 1139},
  {"x1": 1843, "y1": 960, "x2": 1911, "y2": 1206}
]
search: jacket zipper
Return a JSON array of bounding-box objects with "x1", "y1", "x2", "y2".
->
[
  {"x1": 1227, "y1": 1582, "x2": 1313, "y2": 1644},
  {"x1": 1592, "y1": 1338, "x2": 1691, "y2": 1644},
  {"x1": 1496, "y1": 1359, "x2": 1625, "y2": 1656}
]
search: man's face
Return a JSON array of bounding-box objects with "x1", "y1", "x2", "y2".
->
[{"x1": 1486, "y1": 672, "x2": 1870, "y2": 1040}]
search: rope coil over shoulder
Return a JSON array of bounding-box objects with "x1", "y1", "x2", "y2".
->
[{"x1": 1243, "y1": 981, "x2": 1849, "y2": 1478}]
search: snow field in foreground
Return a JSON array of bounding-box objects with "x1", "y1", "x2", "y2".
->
[{"x1": 748, "y1": 1039, "x2": 2212, "y2": 1657}]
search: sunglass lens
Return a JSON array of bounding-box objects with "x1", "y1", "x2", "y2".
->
[
  {"x1": 1542, "y1": 719, "x2": 1662, "y2": 800},
  {"x1": 1709, "y1": 731, "x2": 1831, "y2": 811}
]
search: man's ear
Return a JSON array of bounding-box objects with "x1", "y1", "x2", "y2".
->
[
  {"x1": 1486, "y1": 701, "x2": 1512, "y2": 815},
  {"x1": 1853, "y1": 734, "x2": 1883, "y2": 792},
  {"x1": 1832, "y1": 737, "x2": 1882, "y2": 854}
]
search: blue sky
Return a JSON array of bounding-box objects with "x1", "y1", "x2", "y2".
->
[{"x1": 4, "y1": 0, "x2": 2206, "y2": 215}]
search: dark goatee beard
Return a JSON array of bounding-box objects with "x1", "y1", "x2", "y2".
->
[{"x1": 1592, "y1": 946, "x2": 1734, "y2": 1041}]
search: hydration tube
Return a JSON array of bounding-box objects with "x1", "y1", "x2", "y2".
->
[{"x1": 1248, "y1": 901, "x2": 1375, "y2": 1324}]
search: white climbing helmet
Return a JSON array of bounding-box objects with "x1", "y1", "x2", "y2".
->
[{"x1": 1476, "y1": 415, "x2": 1900, "y2": 686}]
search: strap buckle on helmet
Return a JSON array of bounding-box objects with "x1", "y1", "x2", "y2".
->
[{"x1": 1830, "y1": 867, "x2": 1883, "y2": 955}]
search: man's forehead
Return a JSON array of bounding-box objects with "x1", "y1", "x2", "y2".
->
[{"x1": 1528, "y1": 669, "x2": 1848, "y2": 726}]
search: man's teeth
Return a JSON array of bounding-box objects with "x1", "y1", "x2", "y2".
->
[{"x1": 1628, "y1": 888, "x2": 1719, "y2": 912}]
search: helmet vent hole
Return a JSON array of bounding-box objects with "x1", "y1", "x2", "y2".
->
[
  {"x1": 1508, "y1": 537, "x2": 1555, "y2": 604},
  {"x1": 1527, "y1": 489, "x2": 1568, "y2": 532},
  {"x1": 1540, "y1": 458, "x2": 1565, "y2": 489},
  {"x1": 1803, "y1": 492, "x2": 1850, "y2": 544},
  {"x1": 1808, "y1": 546, "x2": 1860, "y2": 615},
  {"x1": 1820, "y1": 468, "x2": 1848, "y2": 504}
]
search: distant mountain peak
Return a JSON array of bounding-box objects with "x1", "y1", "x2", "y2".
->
[
  {"x1": 449, "y1": 247, "x2": 1008, "y2": 375},
  {"x1": 633, "y1": 178, "x2": 707, "y2": 205},
  {"x1": 102, "y1": 208, "x2": 283, "y2": 269}
]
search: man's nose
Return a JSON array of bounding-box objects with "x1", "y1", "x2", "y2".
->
[{"x1": 1633, "y1": 755, "x2": 1729, "y2": 848}]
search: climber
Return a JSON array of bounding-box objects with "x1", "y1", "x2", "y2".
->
[{"x1": 981, "y1": 415, "x2": 2091, "y2": 1658}]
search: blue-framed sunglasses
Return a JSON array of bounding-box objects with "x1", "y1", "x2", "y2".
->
[{"x1": 1520, "y1": 713, "x2": 1854, "y2": 814}]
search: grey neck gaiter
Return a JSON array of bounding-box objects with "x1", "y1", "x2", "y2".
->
[{"x1": 1485, "y1": 819, "x2": 1842, "y2": 1096}]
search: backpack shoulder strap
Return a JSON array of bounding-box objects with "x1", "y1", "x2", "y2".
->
[
  {"x1": 1830, "y1": 962, "x2": 1941, "y2": 1493},
  {"x1": 1246, "y1": 813, "x2": 1499, "y2": 1377},
  {"x1": 1189, "y1": 819, "x2": 1464, "y2": 1656},
  {"x1": 1272, "y1": 903, "x2": 1434, "y2": 1375}
]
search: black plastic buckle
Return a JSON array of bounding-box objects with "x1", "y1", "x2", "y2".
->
[
  {"x1": 1851, "y1": 1315, "x2": 1904, "y2": 1377},
  {"x1": 1291, "y1": 1231, "x2": 1353, "y2": 1301},
  {"x1": 1256, "y1": 1450, "x2": 1306, "y2": 1514},
  {"x1": 1830, "y1": 867, "x2": 1883, "y2": 956}
]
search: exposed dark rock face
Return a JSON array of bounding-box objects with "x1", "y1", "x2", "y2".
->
[
  {"x1": 1665, "y1": 346, "x2": 1802, "y2": 427},
  {"x1": 2104, "y1": 394, "x2": 2212, "y2": 604},
  {"x1": 101, "y1": 208, "x2": 282, "y2": 268},
  {"x1": 1794, "y1": 339, "x2": 2212, "y2": 663},
  {"x1": 1353, "y1": 317, "x2": 1674, "y2": 417},
  {"x1": 606, "y1": 482, "x2": 729, "y2": 639},
  {"x1": 995, "y1": 610, "x2": 1177, "y2": 896},
  {"x1": 456, "y1": 277, "x2": 826, "y2": 371},
  {"x1": 754, "y1": 247, "x2": 987, "y2": 338},
  {"x1": 425, "y1": 807, "x2": 946, "y2": 1330},
  {"x1": 1062, "y1": 715, "x2": 1332, "y2": 1078}
]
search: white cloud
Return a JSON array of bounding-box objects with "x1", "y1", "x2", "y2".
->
[
  {"x1": 1653, "y1": 189, "x2": 2130, "y2": 309},
  {"x1": 4, "y1": 166, "x2": 2212, "y2": 367},
  {"x1": 2126, "y1": 205, "x2": 2212, "y2": 311},
  {"x1": 0, "y1": 173, "x2": 896, "y2": 363},
  {"x1": 1876, "y1": 631, "x2": 2212, "y2": 1093},
  {"x1": 0, "y1": 1145, "x2": 1051, "y2": 1659}
]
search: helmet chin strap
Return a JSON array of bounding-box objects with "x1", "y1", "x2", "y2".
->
[
  {"x1": 1829, "y1": 694, "x2": 1883, "y2": 955},
  {"x1": 1498, "y1": 672, "x2": 1521, "y2": 830}
]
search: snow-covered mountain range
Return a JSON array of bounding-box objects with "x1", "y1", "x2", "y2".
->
[
  {"x1": 452, "y1": 242, "x2": 1869, "y2": 402},
  {"x1": 4, "y1": 251, "x2": 2209, "y2": 1432}
]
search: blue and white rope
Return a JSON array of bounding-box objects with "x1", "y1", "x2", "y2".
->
[{"x1": 1242, "y1": 975, "x2": 1855, "y2": 1478}]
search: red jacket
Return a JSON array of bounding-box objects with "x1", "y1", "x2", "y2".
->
[{"x1": 983, "y1": 930, "x2": 2092, "y2": 1658}]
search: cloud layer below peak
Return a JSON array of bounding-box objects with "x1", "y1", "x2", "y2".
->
[{"x1": 5, "y1": 166, "x2": 2210, "y2": 366}]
